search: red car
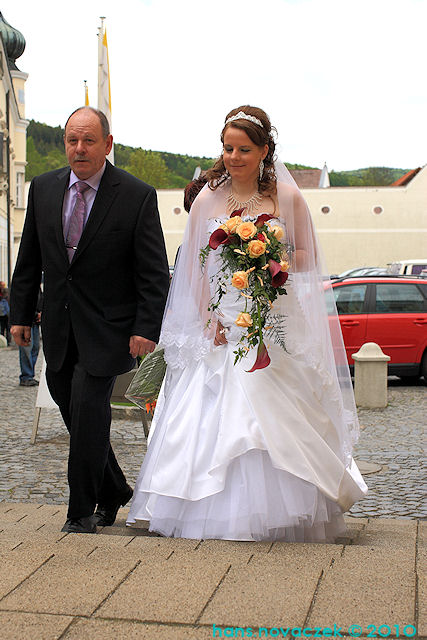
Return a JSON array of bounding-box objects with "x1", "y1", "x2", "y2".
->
[{"x1": 326, "y1": 276, "x2": 427, "y2": 379}]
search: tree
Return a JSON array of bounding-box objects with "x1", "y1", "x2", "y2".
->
[
  {"x1": 25, "y1": 137, "x2": 45, "y2": 181},
  {"x1": 126, "y1": 150, "x2": 169, "y2": 188},
  {"x1": 363, "y1": 167, "x2": 395, "y2": 186}
]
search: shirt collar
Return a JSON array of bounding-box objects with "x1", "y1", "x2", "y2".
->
[{"x1": 68, "y1": 162, "x2": 107, "y2": 191}]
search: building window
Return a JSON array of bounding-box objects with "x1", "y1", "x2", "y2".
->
[
  {"x1": 16, "y1": 171, "x2": 25, "y2": 208},
  {"x1": 321, "y1": 206, "x2": 331, "y2": 214},
  {"x1": 18, "y1": 89, "x2": 25, "y2": 104},
  {"x1": 373, "y1": 205, "x2": 383, "y2": 215}
]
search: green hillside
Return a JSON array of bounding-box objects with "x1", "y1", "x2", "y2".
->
[
  {"x1": 25, "y1": 120, "x2": 408, "y2": 188},
  {"x1": 329, "y1": 167, "x2": 408, "y2": 186}
]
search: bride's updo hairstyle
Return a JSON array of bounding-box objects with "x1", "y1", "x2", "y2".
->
[{"x1": 207, "y1": 105, "x2": 277, "y2": 194}]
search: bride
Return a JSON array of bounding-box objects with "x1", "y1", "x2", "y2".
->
[{"x1": 126, "y1": 106, "x2": 367, "y2": 542}]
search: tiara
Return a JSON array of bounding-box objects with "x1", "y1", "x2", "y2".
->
[{"x1": 225, "y1": 111, "x2": 263, "y2": 128}]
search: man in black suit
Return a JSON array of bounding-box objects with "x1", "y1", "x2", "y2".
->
[{"x1": 10, "y1": 107, "x2": 170, "y2": 533}]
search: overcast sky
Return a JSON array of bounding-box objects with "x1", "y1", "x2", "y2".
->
[{"x1": 4, "y1": 0, "x2": 426, "y2": 171}]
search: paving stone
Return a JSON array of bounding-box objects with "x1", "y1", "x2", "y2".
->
[
  {"x1": 63, "y1": 619, "x2": 215, "y2": 639},
  {"x1": 418, "y1": 565, "x2": 427, "y2": 637},
  {"x1": 197, "y1": 538, "x2": 272, "y2": 556},
  {"x1": 95, "y1": 552, "x2": 230, "y2": 624},
  {"x1": 124, "y1": 535, "x2": 200, "y2": 553},
  {"x1": 55, "y1": 533, "x2": 135, "y2": 552},
  {"x1": 0, "y1": 503, "x2": 46, "y2": 523},
  {"x1": 419, "y1": 520, "x2": 427, "y2": 548},
  {"x1": 199, "y1": 547, "x2": 338, "y2": 628},
  {"x1": 357, "y1": 518, "x2": 418, "y2": 550},
  {"x1": 0, "y1": 611, "x2": 73, "y2": 640},
  {"x1": 1, "y1": 504, "x2": 66, "y2": 531},
  {"x1": 308, "y1": 546, "x2": 416, "y2": 629},
  {"x1": 0, "y1": 547, "x2": 143, "y2": 616},
  {"x1": 0, "y1": 543, "x2": 55, "y2": 599}
]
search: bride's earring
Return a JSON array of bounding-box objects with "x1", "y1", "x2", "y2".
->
[{"x1": 259, "y1": 159, "x2": 264, "y2": 180}]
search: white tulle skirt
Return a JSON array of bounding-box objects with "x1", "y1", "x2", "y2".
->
[
  {"x1": 126, "y1": 338, "x2": 367, "y2": 543},
  {"x1": 128, "y1": 449, "x2": 347, "y2": 542}
]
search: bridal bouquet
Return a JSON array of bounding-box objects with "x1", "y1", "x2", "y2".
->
[
  {"x1": 200, "y1": 209, "x2": 292, "y2": 371},
  {"x1": 125, "y1": 347, "x2": 167, "y2": 413}
]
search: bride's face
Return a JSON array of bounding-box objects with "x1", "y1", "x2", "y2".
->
[{"x1": 223, "y1": 127, "x2": 268, "y2": 186}]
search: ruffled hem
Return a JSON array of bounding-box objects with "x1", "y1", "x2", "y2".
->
[{"x1": 127, "y1": 449, "x2": 347, "y2": 543}]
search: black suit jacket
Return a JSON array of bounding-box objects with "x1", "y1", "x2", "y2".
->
[{"x1": 10, "y1": 161, "x2": 170, "y2": 376}]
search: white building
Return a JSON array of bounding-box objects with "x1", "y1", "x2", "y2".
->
[
  {"x1": 157, "y1": 165, "x2": 427, "y2": 274},
  {"x1": 0, "y1": 11, "x2": 28, "y2": 286}
]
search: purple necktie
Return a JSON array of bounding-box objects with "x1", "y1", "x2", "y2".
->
[{"x1": 66, "y1": 181, "x2": 90, "y2": 262}]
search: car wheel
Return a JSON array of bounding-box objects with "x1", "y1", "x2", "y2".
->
[
  {"x1": 421, "y1": 351, "x2": 427, "y2": 380},
  {"x1": 398, "y1": 374, "x2": 420, "y2": 384}
]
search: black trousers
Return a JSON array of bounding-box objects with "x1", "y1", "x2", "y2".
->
[{"x1": 46, "y1": 333, "x2": 128, "y2": 519}]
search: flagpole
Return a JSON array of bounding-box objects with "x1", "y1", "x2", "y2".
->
[
  {"x1": 97, "y1": 17, "x2": 105, "y2": 110},
  {"x1": 98, "y1": 16, "x2": 114, "y2": 164}
]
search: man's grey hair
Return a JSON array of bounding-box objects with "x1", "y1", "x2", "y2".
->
[{"x1": 64, "y1": 106, "x2": 110, "y2": 138}]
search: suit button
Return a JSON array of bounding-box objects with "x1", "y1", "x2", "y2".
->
[
  {"x1": 67, "y1": 275, "x2": 72, "y2": 281},
  {"x1": 64, "y1": 303, "x2": 69, "y2": 310}
]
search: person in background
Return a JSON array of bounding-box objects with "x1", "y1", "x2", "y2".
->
[
  {"x1": 0, "y1": 282, "x2": 10, "y2": 345},
  {"x1": 18, "y1": 288, "x2": 43, "y2": 387}
]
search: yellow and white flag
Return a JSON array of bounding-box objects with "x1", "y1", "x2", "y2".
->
[{"x1": 98, "y1": 20, "x2": 114, "y2": 163}]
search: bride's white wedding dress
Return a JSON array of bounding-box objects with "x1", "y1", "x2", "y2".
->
[{"x1": 126, "y1": 216, "x2": 367, "y2": 542}]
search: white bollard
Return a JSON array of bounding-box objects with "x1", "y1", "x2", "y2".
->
[{"x1": 352, "y1": 342, "x2": 391, "y2": 408}]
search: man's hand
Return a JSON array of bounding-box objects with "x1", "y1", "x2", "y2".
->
[
  {"x1": 129, "y1": 335, "x2": 156, "y2": 358},
  {"x1": 11, "y1": 325, "x2": 32, "y2": 347}
]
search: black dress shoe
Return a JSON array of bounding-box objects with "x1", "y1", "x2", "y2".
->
[
  {"x1": 61, "y1": 516, "x2": 97, "y2": 534},
  {"x1": 94, "y1": 485, "x2": 133, "y2": 527}
]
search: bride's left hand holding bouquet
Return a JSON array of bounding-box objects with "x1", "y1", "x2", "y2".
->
[{"x1": 200, "y1": 209, "x2": 292, "y2": 372}]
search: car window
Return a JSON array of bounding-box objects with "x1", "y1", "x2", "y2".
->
[
  {"x1": 411, "y1": 264, "x2": 427, "y2": 275},
  {"x1": 333, "y1": 284, "x2": 367, "y2": 314},
  {"x1": 375, "y1": 283, "x2": 425, "y2": 313}
]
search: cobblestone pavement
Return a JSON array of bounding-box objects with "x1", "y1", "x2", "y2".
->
[{"x1": 1, "y1": 346, "x2": 426, "y2": 518}]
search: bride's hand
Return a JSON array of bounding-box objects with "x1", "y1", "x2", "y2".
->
[{"x1": 214, "y1": 321, "x2": 228, "y2": 346}]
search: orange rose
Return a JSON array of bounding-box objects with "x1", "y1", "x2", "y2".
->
[
  {"x1": 225, "y1": 216, "x2": 242, "y2": 233},
  {"x1": 270, "y1": 225, "x2": 285, "y2": 241},
  {"x1": 280, "y1": 260, "x2": 290, "y2": 272},
  {"x1": 236, "y1": 221, "x2": 257, "y2": 241},
  {"x1": 247, "y1": 239, "x2": 267, "y2": 258},
  {"x1": 231, "y1": 271, "x2": 249, "y2": 289},
  {"x1": 235, "y1": 312, "x2": 253, "y2": 328}
]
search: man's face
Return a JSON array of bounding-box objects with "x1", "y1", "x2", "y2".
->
[{"x1": 64, "y1": 109, "x2": 113, "y2": 180}]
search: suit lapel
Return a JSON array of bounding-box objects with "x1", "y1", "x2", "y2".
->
[
  {"x1": 53, "y1": 167, "x2": 71, "y2": 264},
  {"x1": 72, "y1": 161, "x2": 120, "y2": 264}
]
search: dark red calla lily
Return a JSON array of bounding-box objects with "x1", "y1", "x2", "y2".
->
[
  {"x1": 247, "y1": 341, "x2": 271, "y2": 372},
  {"x1": 257, "y1": 233, "x2": 266, "y2": 242},
  {"x1": 255, "y1": 213, "x2": 275, "y2": 227},
  {"x1": 209, "y1": 228, "x2": 229, "y2": 249},
  {"x1": 231, "y1": 208, "x2": 246, "y2": 218},
  {"x1": 268, "y1": 259, "x2": 289, "y2": 288}
]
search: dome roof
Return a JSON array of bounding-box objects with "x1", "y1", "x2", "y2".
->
[{"x1": 0, "y1": 12, "x2": 25, "y2": 71}]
